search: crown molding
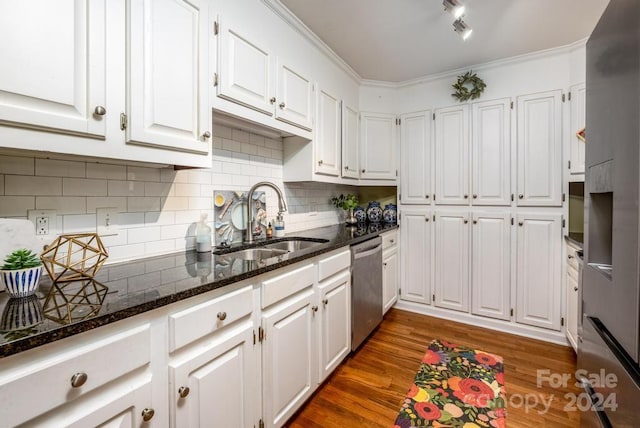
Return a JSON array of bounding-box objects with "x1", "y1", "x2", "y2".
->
[
  {"x1": 361, "y1": 38, "x2": 588, "y2": 89},
  {"x1": 261, "y1": 0, "x2": 362, "y2": 84}
]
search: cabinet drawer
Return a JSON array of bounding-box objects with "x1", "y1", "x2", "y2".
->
[
  {"x1": 381, "y1": 230, "x2": 398, "y2": 250},
  {"x1": 0, "y1": 324, "x2": 150, "y2": 427},
  {"x1": 318, "y1": 249, "x2": 350, "y2": 282},
  {"x1": 169, "y1": 285, "x2": 253, "y2": 352},
  {"x1": 262, "y1": 263, "x2": 315, "y2": 308}
]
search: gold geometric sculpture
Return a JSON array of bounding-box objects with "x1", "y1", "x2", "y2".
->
[
  {"x1": 41, "y1": 233, "x2": 108, "y2": 283},
  {"x1": 42, "y1": 279, "x2": 108, "y2": 324}
]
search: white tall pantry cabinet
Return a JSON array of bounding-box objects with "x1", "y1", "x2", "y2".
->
[{"x1": 399, "y1": 89, "x2": 566, "y2": 343}]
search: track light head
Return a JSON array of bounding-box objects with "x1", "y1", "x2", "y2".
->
[
  {"x1": 443, "y1": 0, "x2": 466, "y2": 19},
  {"x1": 453, "y1": 18, "x2": 473, "y2": 40}
]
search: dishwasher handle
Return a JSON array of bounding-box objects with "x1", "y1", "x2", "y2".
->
[{"x1": 352, "y1": 243, "x2": 382, "y2": 260}]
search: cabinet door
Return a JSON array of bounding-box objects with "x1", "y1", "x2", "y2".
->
[
  {"x1": 0, "y1": 0, "x2": 106, "y2": 137},
  {"x1": 399, "y1": 209, "x2": 431, "y2": 304},
  {"x1": 383, "y1": 247, "x2": 399, "y2": 314},
  {"x1": 170, "y1": 321, "x2": 259, "y2": 428},
  {"x1": 516, "y1": 213, "x2": 562, "y2": 330},
  {"x1": 434, "y1": 212, "x2": 470, "y2": 312},
  {"x1": 315, "y1": 87, "x2": 341, "y2": 176},
  {"x1": 516, "y1": 90, "x2": 563, "y2": 206},
  {"x1": 341, "y1": 104, "x2": 360, "y2": 179},
  {"x1": 566, "y1": 273, "x2": 579, "y2": 351},
  {"x1": 435, "y1": 106, "x2": 469, "y2": 205},
  {"x1": 318, "y1": 271, "x2": 351, "y2": 382},
  {"x1": 471, "y1": 212, "x2": 511, "y2": 320},
  {"x1": 262, "y1": 289, "x2": 317, "y2": 428},
  {"x1": 217, "y1": 18, "x2": 273, "y2": 116},
  {"x1": 570, "y1": 83, "x2": 586, "y2": 176},
  {"x1": 360, "y1": 112, "x2": 397, "y2": 180},
  {"x1": 128, "y1": 0, "x2": 210, "y2": 154},
  {"x1": 275, "y1": 61, "x2": 313, "y2": 130},
  {"x1": 400, "y1": 111, "x2": 432, "y2": 205},
  {"x1": 471, "y1": 98, "x2": 511, "y2": 206}
]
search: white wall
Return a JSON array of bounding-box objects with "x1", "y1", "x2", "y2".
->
[{"x1": 0, "y1": 124, "x2": 356, "y2": 263}]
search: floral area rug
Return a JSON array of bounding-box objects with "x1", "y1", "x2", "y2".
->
[{"x1": 394, "y1": 339, "x2": 506, "y2": 428}]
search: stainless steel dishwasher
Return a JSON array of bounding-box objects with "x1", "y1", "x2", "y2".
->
[{"x1": 351, "y1": 236, "x2": 383, "y2": 351}]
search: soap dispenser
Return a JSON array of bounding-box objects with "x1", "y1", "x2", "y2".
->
[{"x1": 195, "y1": 213, "x2": 212, "y2": 252}]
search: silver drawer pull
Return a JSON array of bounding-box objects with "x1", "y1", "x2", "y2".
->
[
  {"x1": 94, "y1": 105, "x2": 106, "y2": 116},
  {"x1": 178, "y1": 386, "x2": 190, "y2": 398},
  {"x1": 70, "y1": 372, "x2": 88, "y2": 388},
  {"x1": 141, "y1": 408, "x2": 155, "y2": 422},
  {"x1": 217, "y1": 311, "x2": 227, "y2": 321}
]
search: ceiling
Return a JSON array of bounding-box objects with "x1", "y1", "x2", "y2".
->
[{"x1": 279, "y1": 0, "x2": 610, "y2": 82}]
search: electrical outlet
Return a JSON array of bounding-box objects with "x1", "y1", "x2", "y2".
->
[
  {"x1": 28, "y1": 210, "x2": 58, "y2": 239},
  {"x1": 97, "y1": 207, "x2": 119, "y2": 236}
]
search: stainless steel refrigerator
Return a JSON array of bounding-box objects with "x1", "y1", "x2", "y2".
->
[{"x1": 579, "y1": 0, "x2": 640, "y2": 426}]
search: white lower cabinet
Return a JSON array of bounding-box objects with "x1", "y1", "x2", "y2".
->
[
  {"x1": 262, "y1": 287, "x2": 317, "y2": 428},
  {"x1": 399, "y1": 209, "x2": 432, "y2": 305},
  {"x1": 318, "y1": 270, "x2": 351, "y2": 382},
  {"x1": 565, "y1": 242, "x2": 580, "y2": 351},
  {"x1": 434, "y1": 212, "x2": 470, "y2": 312},
  {"x1": 382, "y1": 230, "x2": 399, "y2": 314},
  {"x1": 471, "y1": 212, "x2": 511, "y2": 321},
  {"x1": 516, "y1": 213, "x2": 562, "y2": 330}
]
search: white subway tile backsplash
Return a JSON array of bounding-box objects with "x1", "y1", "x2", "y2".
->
[
  {"x1": 265, "y1": 138, "x2": 283, "y2": 150},
  {"x1": 187, "y1": 170, "x2": 211, "y2": 184},
  {"x1": 128, "y1": 226, "x2": 161, "y2": 244},
  {"x1": 231, "y1": 129, "x2": 250, "y2": 143},
  {"x1": 128, "y1": 197, "x2": 161, "y2": 212},
  {"x1": 63, "y1": 214, "x2": 96, "y2": 233},
  {"x1": 87, "y1": 163, "x2": 127, "y2": 180},
  {"x1": 36, "y1": 196, "x2": 86, "y2": 215},
  {"x1": 161, "y1": 196, "x2": 190, "y2": 211},
  {"x1": 0, "y1": 196, "x2": 35, "y2": 217},
  {"x1": 188, "y1": 197, "x2": 212, "y2": 210},
  {"x1": 257, "y1": 147, "x2": 272, "y2": 158},
  {"x1": 5, "y1": 175, "x2": 62, "y2": 196},
  {"x1": 144, "y1": 182, "x2": 174, "y2": 197},
  {"x1": 127, "y1": 166, "x2": 161, "y2": 182},
  {"x1": 212, "y1": 125, "x2": 232, "y2": 139},
  {"x1": 108, "y1": 180, "x2": 145, "y2": 197},
  {"x1": 118, "y1": 212, "x2": 146, "y2": 229},
  {"x1": 0, "y1": 175, "x2": 4, "y2": 195},
  {"x1": 212, "y1": 136, "x2": 223, "y2": 149},
  {"x1": 108, "y1": 243, "x2": 146, "y2": 262},
  {"x1": 222, "y1": 138, "x2": 242, "y2": 152},
  {"x1": 145, "y1": 239, "x2": 176, "y2": 256},
  {"x1": 63, "y1": 178, "x2": 107, "y2": 196},
  {"x1": 86, "y1": 197, "x2": 127, "y2": 214},
  {"x1": 100, "y1": 230, "x2": 128, "y2": 247},
  {"x1": 161, "y1": 224, "x2": 191, "y2": 240},
  {"x1": 241, "y1": 143, "x2": 257, "y2": 155},
  {"x1": 145, "y1": 210, "x2": 176, "y2": 226},
  {"x1": 174, "y1": 183, "x2": 201, "y2": 197},
  {"x1": 175, "y1": 209, "x2": 211, "y2": 225},
  {"x1": 0, "y1": 156, "x2": 34, "y2": 175},
  {"x1": 36, "y1": 159, "x2": 85, "y2": 177}
]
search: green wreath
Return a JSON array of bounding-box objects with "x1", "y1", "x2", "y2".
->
[{"x1": 452, "y1": 71, "x2": 486, "y2": 102}]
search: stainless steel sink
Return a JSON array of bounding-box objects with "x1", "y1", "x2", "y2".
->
[
  {"x1": 261, "y1": 239, "x2": 328, "y2": 252},
  {"x1": 228, "y1": 248, "x2": 288, "y2": 261}
]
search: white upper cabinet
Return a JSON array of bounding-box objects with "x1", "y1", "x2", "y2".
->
[
  {"x1": 516, "y1": 213, "x2": 562, "y2": 330},
  {"x1": 315, "y1": 87, "x2": 341, "y2": 176},
  {"x1": 0, "y1": 0, "x2": 106, "y2": 137},
  {"x1": 471, "y1": 212, "x2": 511, "y2": 321},
  {"x1": 399, "y1": 209, "x2": 432, "y2": 305},
  {"x1": 516, "y1": 90, "x2": 563, "y2": 206},
  {"x1": 400, "y1": 111, "x2": 432, "y2": 205},
  {"x1": 128, "y1": 0, "x2": 210, "y2": 154},
  {"x1": 360, "y1": 112, "x2": 397, "y2": 180},
  {"x1": 217, "y1": 17, "x2": 273, "y2": 115},
  {"x1": 471, "y1": 98, "x2": 511, "y2": 206},
  {"x1": 341, "y1": 104, "x2": 360, "y2": 179},
  {"x1": 435, "y1": 105, "x2": 469, "y2": 205},
  {"x1": 434, "y1": 212, "x2": 470, "y2": 312},
  {"x1": 569, "y1": 83, "x2": 586, "y2": 178},
  {"x1": 275, "y1": 61, "x2": 313, "y2": 130}
]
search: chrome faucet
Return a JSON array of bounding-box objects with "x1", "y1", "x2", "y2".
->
[{"x1": 245, "y1": 181, "x2": 287, "y2": 243}]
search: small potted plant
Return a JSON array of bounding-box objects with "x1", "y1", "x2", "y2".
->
[
  {"x1": 0, "y1": 249, "x2": 43, "y2": 298},
  {"x1": 331, "y1": 194, "x2": 359, "y2": 225}
]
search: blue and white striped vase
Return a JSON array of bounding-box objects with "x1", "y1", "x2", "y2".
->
[{"x1": 0, "y1": 266, "x2": 42, "y2": 298}]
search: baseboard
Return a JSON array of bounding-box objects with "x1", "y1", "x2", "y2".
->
[{"x1": 393, "y1": 300, "x2": 571, "y2": 347}]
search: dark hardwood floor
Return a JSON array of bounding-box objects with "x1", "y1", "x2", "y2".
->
[{"x1": 287, "y1": 308, "x2": 579, "y2": 428}]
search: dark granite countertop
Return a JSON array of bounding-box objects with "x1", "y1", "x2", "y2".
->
[
  {"x1": 565, "y1": 232, "x2": 584, "y2": 248},
  {"x1": 0, "y1": 222, "x2": 398, "y2": 358}
]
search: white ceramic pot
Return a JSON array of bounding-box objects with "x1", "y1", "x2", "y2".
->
[{"x1": 1, "y1": 266, "x2": 42, "y2": 298}]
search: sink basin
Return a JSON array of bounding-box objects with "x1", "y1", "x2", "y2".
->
[
  {"x1": 227, "y1": 248, "x2": 288, "y2": 261},
  {"x1": 261, "y1": 238, "x2": 328, "y2": 252}
]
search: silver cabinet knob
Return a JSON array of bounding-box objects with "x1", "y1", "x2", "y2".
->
[
  {"x1": 361, "y1": 169, "x2": 366, "y2": 173},
  {"x1": 390, "y1": 239, "x2": 394, "y2": 243},
  {"x1": 473, "y1": 220, "x2": 477, "y2": 224},
  {"x1": 178, "y1": 386, "x2": 190, "y2": 398},
  {"x1": 518, "y1": 194, "x2": 524, "y2": 199},
  {"x1": 70, "y1": 372, "x2": 88, "y2": 388},
  {"x1": 279, "y1": 102, "x2": 286, "y2": 109},
  {"x1": 94, "y1": 105, "x2": 106, "y2": 116},
  {"x1": 141, "y1": 408, "x2": 155, "y2": 422},
  {"x1": 518, "y1": 221, "x2": 524, "y2": 226},
  {"x1": 473, "y1": 194, "x2": 478, "y2": 199},
  {"x1": 464, "y1": 194, "x2": 468, "y2": 199},
  {"x1": 344, "y1": 166, "x2": 348, "y2": 170},
  {"x1": 202, "y1": 131, "x2": 211, "y2": 139},
  {"x1": 568, "y1": 255, "x2": 574, "y2": 259},
  {"x1": 425, "y1": 217, "x2": 429, "y2": 222},
  {"x1": 322, "y1": 298, "x2": 328, "y2": 306},
  {"x1": 464, "y1": 219, "x2": 469, "y2": 224},
  {"x1": 311, "y1": 305, "x2": 318, "y2": 313},
  {"x1": 270, "y1": 97, "x2": 276, "y2": 104},
  {"x1": 318, "y1": 160, "x2": 323, "y2": 165},
  {"x1": 425, "y1": 194, "x2": 430, "y2": 199},
  {"x1": 574, "y1": 286, "x2": 578, "y2": 292},
  {"x1": 217, "y1": 311, "x2": 227, "y2": 321}
]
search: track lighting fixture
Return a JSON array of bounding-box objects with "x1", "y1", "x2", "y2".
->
[
  {"x1": 453, "y1": 18, "x2": 473, "y2": 40},
  {"x1": 443, "y1": 0, "x2": 465, "y2": 20}
]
